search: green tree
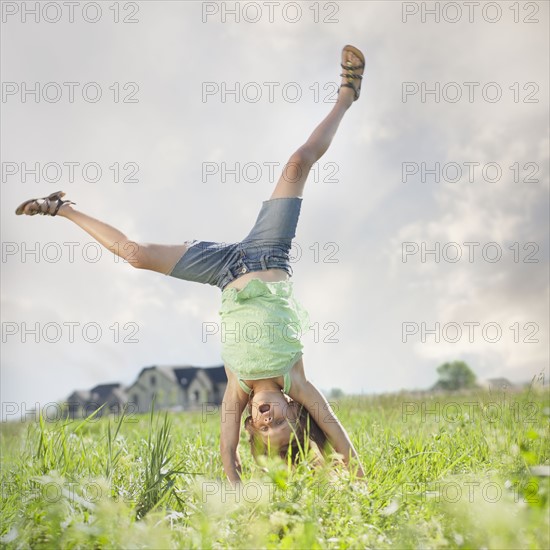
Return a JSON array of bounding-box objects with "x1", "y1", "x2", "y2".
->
[{"x1": 436, "y1": 361, "x2": 476, "y2": 391}]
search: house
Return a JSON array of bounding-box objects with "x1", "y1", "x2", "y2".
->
[
  {"x1": 126, "y1": 364, "x2": 227, "y2": 414},
  {"x1": 65, "y1": 383, "x2": 127, "y2": 419},
  {"x1": 63, "y1": 364, "x2": 228, "y2": 418},
  {"x1": 65, "y1": 389, "x2": 92, "y2": 419}
]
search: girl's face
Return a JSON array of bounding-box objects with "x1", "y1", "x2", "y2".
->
[{"x1": 250, "y1": 390, "x2": 298, "y2": 450}]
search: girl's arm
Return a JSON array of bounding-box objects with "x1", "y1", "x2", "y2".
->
[
  {"x1": 290, "y1": 362, "x2": 365, "y2": 478},
  {"x1": 220, "y1": 369, "x2": 249, "y2": 485}
]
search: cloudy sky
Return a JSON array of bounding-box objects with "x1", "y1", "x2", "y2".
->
[{"x1": 2, "y1": 1, "x2": 548, "y2": 418}]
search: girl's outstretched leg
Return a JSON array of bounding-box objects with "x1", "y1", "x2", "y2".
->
[
  {"x1": 270, "y1": 46, "x2": 364, "y2": 200},
  {"x1": 17, "y1": 198, "x2": 187, "y2": 275},
  {"x1": 57, "y1": 205, "x2": 188, "y2": 274}
]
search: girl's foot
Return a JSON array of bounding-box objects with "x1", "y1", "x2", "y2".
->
[
  {"x1": 15, "y1": 191, "x2": 76, "y2": 217},
  {"x1": 339, "y1": 45, "x2": 365, "y2": 103}
]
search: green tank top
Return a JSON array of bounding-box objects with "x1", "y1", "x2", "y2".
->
[{"x1": 219, "y1": 278, "x2": 309, "y2": 394}]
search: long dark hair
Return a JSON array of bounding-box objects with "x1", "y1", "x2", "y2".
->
[{"x1": 243, "y1": 392, "x2": 329, "y2": 465}]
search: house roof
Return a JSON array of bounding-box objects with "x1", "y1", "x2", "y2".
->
[
  {"x1": 173, "y1": 365, "x2": 227, "y2": 386},
  {"x1": 90, "y1": 383, "x2": 123, "y2": 400},
  {"x1": 135, "y1": 364, "x2": 227, "y2": 388},
  {"x1": 67, "y1": 390, "x2": 91, "y2": 401},
  {"x1": 203, "y1": 365, "x2": 227, "y2": 383},
  {"x1": 172, "y1": 367, "x2": 200, "y2": 388}
]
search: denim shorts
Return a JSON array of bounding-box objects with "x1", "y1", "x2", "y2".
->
[{"x1": 167, "y1": 197, "x2": 302, "y2": 290}]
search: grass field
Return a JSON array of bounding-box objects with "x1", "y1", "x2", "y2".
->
[{"x1": 1, "y1": 386, "x2": 548, "y2": 549}]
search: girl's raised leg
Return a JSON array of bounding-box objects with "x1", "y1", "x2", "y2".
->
[{"x1": 270, "y1": 47, "x2": 364, "y2": 200}]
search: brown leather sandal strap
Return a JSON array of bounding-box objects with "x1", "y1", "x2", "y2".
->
[
  {"x1": 52, "y1": 199, "x2": 76, "y2": 215},
  {"x1": 38, "y1": 199, "x2": 52, "y2": 214},
  {"x1": 340, "y1": 72, "x2": 363, "y2": 80},
  {"x1": 51, "y1": 199, "x2": 64, "y2": 216},
  {"x1": 341, "y1": 62, "x2": 365, "y2": 71}
]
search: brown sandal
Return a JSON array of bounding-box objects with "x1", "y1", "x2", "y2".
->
[
  {"x1": 15, "y1": 191, "x2": 76, "y2": 216},
  {"x1": 339, "y1": 45, "x2": 365, "y2": 102}
]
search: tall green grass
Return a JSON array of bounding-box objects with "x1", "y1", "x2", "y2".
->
[{"x1": 1, "y1": 387, "x2": 548, "y2": 549}]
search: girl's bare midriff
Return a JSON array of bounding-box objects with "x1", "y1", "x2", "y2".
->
[{"x1": 225, "y1": 268, "x2": 289, "y2": 291}]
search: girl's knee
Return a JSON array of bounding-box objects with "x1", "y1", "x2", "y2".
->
[
  {"x1": 283, "y1": 149, "x2": 314, "y2": 185},
  {"x1": 117, "y1": 241, "x2": 147, "y2": 269},
  {"x1": 289, "y1": 148, "x2": 316, "y2": 171}
]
